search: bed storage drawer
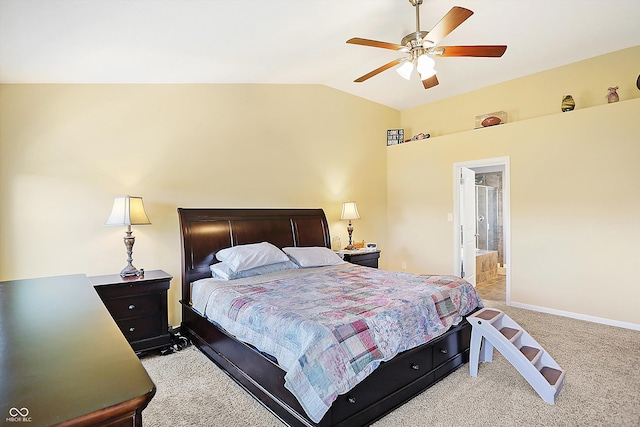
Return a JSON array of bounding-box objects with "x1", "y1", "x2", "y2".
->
[
  {"x1": 331, "y1": 342, "x2": 433, "y2": 421},
  {"x1": 434, "y1": 351, "x2": 468, "y2": 383},
  {"x1": 432, "y1": 323, "x2": 471, "y2": 368}
]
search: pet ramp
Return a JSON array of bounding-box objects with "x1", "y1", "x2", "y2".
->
[{"x1": 467, "y1": 307, "x2": 565, "y2": 404}]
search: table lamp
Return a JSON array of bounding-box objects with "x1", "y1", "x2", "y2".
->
[
  {"x1": 105, "y1": 195, "x2": 151, "y2": 277},
  {"x1": 340, "y1": 201, "x2": 360, "y2": 250}
]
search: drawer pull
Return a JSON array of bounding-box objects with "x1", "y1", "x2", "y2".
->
[
  {"x1": 347, "y1": 396, "x2": 356, "y2": 405},
  {"x1": 128, "y1": 304, "x2": 136, "y2": 310},
  {"x1": 129, "y1": 327, "x2": 135, "y2": 332},
  {"x1": 439, "y1": 348, "x2": 448, "y2": 354},
  {"x1": 411, "y1": 363, "x2": 420, "y2": 370}
]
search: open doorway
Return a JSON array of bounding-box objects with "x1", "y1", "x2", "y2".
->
[{"x1": 453, "y1": 157, "x2": 510, "y2": 303}]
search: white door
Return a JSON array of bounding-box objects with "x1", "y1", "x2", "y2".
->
[{"x1": 460, "y1": 166, "x2": 476, "y2": 285}]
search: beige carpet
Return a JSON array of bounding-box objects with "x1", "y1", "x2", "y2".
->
[{"x1": 141, "y1": 301, "x2": 640, "y2": 426}]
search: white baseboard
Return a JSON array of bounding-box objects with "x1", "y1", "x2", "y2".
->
[{"x1": 507, "y1": 301, "x2": 640, "y2": 331}]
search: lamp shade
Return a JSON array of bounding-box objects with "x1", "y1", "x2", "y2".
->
[
  {"x1": 396, "y1": 61, "x2": 414, "y2": 80},
  {"x1": 417, "y1": 54, "x2": 436, "y2": 80},
  {"x1": 340, "y1": 201, "x2": 360, "y2": 221},
  {"x1": 105, "y1": 196, "x2": 151, "y2": 226}
]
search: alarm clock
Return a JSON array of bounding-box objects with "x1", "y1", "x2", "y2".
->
[{"x1": 366, "y1": 243, "x2": 377, "y2": 251}]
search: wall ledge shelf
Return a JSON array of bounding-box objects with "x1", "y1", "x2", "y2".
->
[{"x1": 389, "y1": 96, "x2": 640, "y2": 147}]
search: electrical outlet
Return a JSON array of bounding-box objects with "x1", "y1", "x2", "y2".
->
[{"x1": 401, "y1": 261, "x2": 407, "y2": 270}]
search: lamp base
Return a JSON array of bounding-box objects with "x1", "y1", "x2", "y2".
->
[
  {"x1": 119, "y1": 231, "x2": 144, "y2": 277},
  {"x1": 345, "y1": 221, "x2": 355, "y2": 251},
  {"x1": 120, "y1": 265, "x2": 144, "y2": 277}
]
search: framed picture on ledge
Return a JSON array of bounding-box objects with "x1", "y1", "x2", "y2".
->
[{"x1": 387, "y1": 129, "x2": 404, "y2": 146}]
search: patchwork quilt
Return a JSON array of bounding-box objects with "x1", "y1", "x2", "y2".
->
[{"x1": 191, "y1": 263, "x2": 482, "y2": 423}]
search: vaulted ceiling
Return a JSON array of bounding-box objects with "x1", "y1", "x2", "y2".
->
[{"x1": 1, "y1": 0, "x2": 639, "y2": 110}]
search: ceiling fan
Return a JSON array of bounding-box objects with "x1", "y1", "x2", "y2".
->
[{"x1": 347, "y1": 0, "x2": 507, "y2": 89}]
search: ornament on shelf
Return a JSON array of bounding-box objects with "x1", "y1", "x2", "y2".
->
[
  {"x1": 475, "y1": 111, "x2": 507, "y2": 129},
  {"x1": 561, "y1": 95, "x2": 575, "y2": 112},
  {"x1": 404, "y1": 132, "x2": 430, "y2": 142},
  {"x1": 605, "y1": 86, "x2": 619, "y2": 103}
]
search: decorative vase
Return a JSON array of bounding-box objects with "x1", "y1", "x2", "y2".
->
[
  {"x1": 606, "y1": 86, "x2": 619, "y2": 103},
  {"x1": 561, "y1": 95, "x2": 575, "y2": 112},
  {"x1": 331, "y1": 236, "x2": 341, "y2": 251}
]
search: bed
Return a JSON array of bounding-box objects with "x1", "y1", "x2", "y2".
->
[{"x1": 178, "y1": 208, "x2": 481, "y2": 427}]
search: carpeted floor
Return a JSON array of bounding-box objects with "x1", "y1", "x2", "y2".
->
[{"x1": 141, "y1": 301, "x2": 640, "y2": 426}]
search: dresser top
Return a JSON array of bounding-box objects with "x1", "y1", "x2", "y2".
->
[{"x1": 0, "y1": 274, "x2": 155, "y2": 425}]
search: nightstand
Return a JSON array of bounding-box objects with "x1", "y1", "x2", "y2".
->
[
  {"x1": 340, "y1": 249, "x2": 381, "y2": 268},
  {"x1": 91, "y1": 269, "x2": 172, "y2": 354}
]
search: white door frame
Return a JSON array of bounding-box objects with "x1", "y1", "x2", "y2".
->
[
  {"x1": 453, "y1": 157, "x2": 511, "y2": 303},
  {"x1": 460, "y1": 166, "x2": 477, "y2": 286}
]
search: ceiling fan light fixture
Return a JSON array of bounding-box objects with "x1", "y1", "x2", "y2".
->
[
  {"x1": 419, "y1": 68, "x2": 437, "y2": 80},
  {"x1": 416, "y1": 54, "x2": 436, "y2": 79},
  {"x1": 396, "y1": 61, "x2": 414, "y2": 80},
  {"x1": 420, "y1": 70, "x2": 437, "y2": 80}
]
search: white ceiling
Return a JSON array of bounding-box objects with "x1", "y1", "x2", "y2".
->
[{"x1": 1, "y1": 0, "x2": 639, "y2": 111}]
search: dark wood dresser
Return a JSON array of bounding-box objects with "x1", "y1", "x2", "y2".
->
[
  {"x1": 91, "y1": 270, "x2": 172, "y2": 354},
  {"x1": 0, "y1": 274, "x2": 155, "y2": 426}
]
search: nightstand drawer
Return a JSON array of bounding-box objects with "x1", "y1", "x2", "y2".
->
[
  {"x1": 350, "y1": 253, "x2": 379, "y2": 268},
  {"x1": 341, "y1": 250, "x2": 381, "y2": 268},
  {"x1": 95, "y1": 280, "x2": 169, "y2": 299},
  {"x1": 102, "y1": 294, "x2": 162, "y2": 320},
  {"x1": 117, "y1": 315, "x2": 163, "y2": 342}
]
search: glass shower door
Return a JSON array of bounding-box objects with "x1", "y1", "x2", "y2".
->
[{"x1": 476, "y1": 185, "x2": 498, "y2": 251}]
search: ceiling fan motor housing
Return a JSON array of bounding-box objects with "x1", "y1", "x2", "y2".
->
[{"x1": 401, "y1": 31, "x2": 433, "y2": 50}]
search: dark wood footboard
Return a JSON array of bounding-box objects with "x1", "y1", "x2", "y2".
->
[{"x1": 182, "y1": 302, "x2": 472, "y2": 427}]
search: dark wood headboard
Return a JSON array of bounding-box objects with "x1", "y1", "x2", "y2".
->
[{"x1": 177, "y1": 208, "x2": 331, "y2": 303}]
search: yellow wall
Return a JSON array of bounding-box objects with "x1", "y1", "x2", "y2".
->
[
  {"x1": 388, "y1": 46, "x2": 640, "y2": 325},
  {"x1": 1, "y1": 46, "x2": 639, "y2": 328},
  {"x1": 0, "y1": 84, "x2": 396, "y2": 325}
]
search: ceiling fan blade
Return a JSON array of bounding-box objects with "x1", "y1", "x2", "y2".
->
[
  {"x1": 354, "y1": 58, "x2": 406, "y2": 83},
  {"x1": 422, "y1": 74, "x2": 439, "y2": 89},
  {"x1": 436, "y1": 45, "x2": 507, "y2": 57},
  {"x1": 347, "y1": 37, "x2": 407, "y2": 52},
  {"x1": 424, "y1": 6, "x2": 473, "y2": 46}
]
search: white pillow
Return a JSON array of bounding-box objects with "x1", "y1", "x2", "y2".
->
[
  {"x1": 211, "y1": 260, "x2": 299, "y2": 280},
  {"x1": 283, "y1": 246, "x2": 345, "y2": 268},
  {"x1": 216, "y1": 242, "x2": 289, "y2": 272}
]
